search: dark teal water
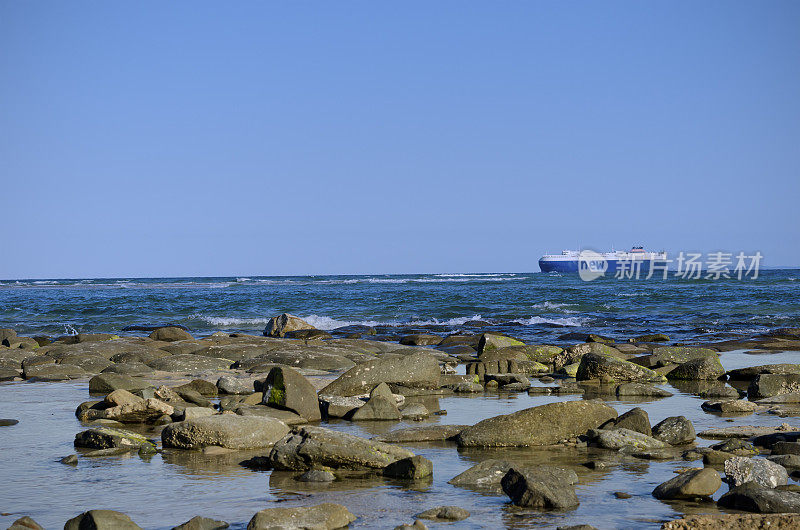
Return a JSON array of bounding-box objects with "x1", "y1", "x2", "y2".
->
[{"x1": 1, "y1": 270, "x2": 799, "y2": 341}]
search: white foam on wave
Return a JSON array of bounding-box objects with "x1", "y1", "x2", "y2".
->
[
  {"x1": 301, "y1": 314, "x2": 386, "y2": 330},
  {"x1": 513, "y1": 316, "x2": 587, "y2": 327},
  {"x1": 192, "y1": 314, "x2": 271, "y2": 327},
  {"x1": 530, "y1": 301, "x2": 577, "y2": 312}
]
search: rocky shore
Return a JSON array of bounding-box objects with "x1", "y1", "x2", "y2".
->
[{"x1": 2, "y1": 316, "x2": 800, "y2": 528}]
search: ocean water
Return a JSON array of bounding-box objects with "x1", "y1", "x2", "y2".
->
[{"x1": 1, "y1": 270, "x2": 799, "y2": 341}]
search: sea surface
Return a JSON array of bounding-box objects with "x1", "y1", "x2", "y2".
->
[{"x1": 1, "y1": 270, "x2": 799, "y2": 342}]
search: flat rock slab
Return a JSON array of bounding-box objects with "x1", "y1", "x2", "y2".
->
[
  {"x1": 247, "y1": 503, "x2": 356, "y2": 530},
  {"x1": 699, "y1": 425, "x2": 800, "y2": 439},
  {"x1": 375, "y1": 425, "x2": 468, "y2": 443},
  {"x1": 320, "y1": 352, "x2": 441, "y2": 397},
  {"x1": 162, "y1": 415, "x2": 290, "y2": 449}
]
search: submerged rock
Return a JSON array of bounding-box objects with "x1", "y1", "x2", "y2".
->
[
  {"x1": 64, "y1": 510, "x2": 142, "y2": 530},
  {"x1": 415, "y1": 506, "x2": 470, "y2": 521},
  {"x1": 456, "y1": 401, "x2": 617, "y2": 447},
  {"x1": 375, "y1": 425, "x2": 467, "y2": 443},
  {"x1": 662, "y1": 513, "x2": 800, "y2": 529},
  {"x1": 247, "y1": 503, "x2": 356, "y2": 530},
  {"x1": 171, "y1": 516, "x2": 229, "y2": 530}
]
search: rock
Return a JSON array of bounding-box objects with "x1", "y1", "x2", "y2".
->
[
  {"x1": 320, "y1": 352, "x2": 441, "y2": 397},
  {"x1": 616, "y1": 383, "x2": 673, "y2": 397},
  {"x1": 416, "y1": 506, "x2": 469, "y2": 521},
  {"x1": 171, "y1": 516, "x2": 229, "y2": 530},
  {"x1": 728, "y1": 364, "x2": 800, "y2": 380},
  {"x1": 284, "y1": 329, "x2": 333, "y2": 340},
  {"x1": 648, "y1": 346, "x2": 719, "y2": 366},
  {"x1": 0, "y1": 418, "x2": 19, "y2": 426},
  {"x1": 269, "y1": 425, "x2": 414, "y2": 470},
  {"x1": 351, "y1": 394, "x2": 401, "y2": 421},
  {"x1": 216, "y1": 376, "x2": 252, "y2": 395},
  {"x1": 182, "y1": 406, "x2": 216, "y2": 420},
  {"x1": 448, "y1": 459, "x2": 513, "y2": 490},
  {"x1": 0, "y1": 367, "x2": 20, "y2": 381},
  {"x1": 711, "y1": 439, "x2": 758, "y2": 456},
  {"x1": 724, "y1": 456, "x2": 788, "y2": 488},
  {"x1": 667, "y1": 356, "x2": 725, "y2": 380},
  {"x1": 652, "y1": 416, "x2": 696, "y2": 445},
  {"x1": 247, "y1": 503, "x2": 355, "y2": 530},
  {"x1": 604, "y1": 407, "x2": 651, "y2": 436},
  {"x1": 718, "y1": 481, "x2": 800, "y2": 512},
  {"x1": 400, "y1": 334, "x2": 442, "y2": 346},
  {"x1": 662, "y1": 513, "x2": 800, "y2": 529},
  {"x1": 150, "y1": 327, "x2": 193, "y2": 341},
  {"x1": 100, "y1": 397, "x2": 174, "y2": 423},
  {"x1": 632, "y1": 333, "x2": 670, "y2": 342},
  {"x1": 263, "y1": 313, "x2": 316, "y2": 338},
  {"x1": 64, "y1": 510, "x2": 142, "y2": 529},
  {"x1": 748, "y1": 374, "x2": 800, "y2": 400},
  {"x1": 74, "y1": 426, "x2": 153, "y2": 449},
  {"x1": 702, "y1": 400, "x2": 757, "y2": 414},
  {"x1": 375, "y1": 425, "x2": 467, "y2": 443},
  {"x1": 262, "y1": 366, "x2": 321, "y2": 421},
  {"x1": 590, "y1": 428, "x2": 668, "y2": 450},
  {"x1": 318, "y1": 395, "x2": 365, "y2": 419},
  {"x1": 698, "y1": 386, "x2": 741, "y2": 399},
  {"x1": 60, "y1": 454, "x2": 78, "y2": 465},
  {"x1": 577, "y1": 353, "x2": 664, "y2": 383},
  {"x1": 701, "y1": 425, "x2": 799, "y2": 440},
  {"x1": 773, "y1": 441, "x2": 800, "y2": 455},
  {"x1": 400, "y1": 402, "x2": 429, "y2": 420},
  {"x1": 7, "y1": 516, "x2": 43, "y2": 530},
  {"x1": 501, "y1": 467, "x2": 579, "y2": 509},
  {"x1": 23, "y1": 363, "x2": 87, "y2": 381},
  {"x1": 296, "y1": 469, "x2": 335, "y2": 482},
  {"x1": 704, "y1": 450, "x2": 739, "y2": 465},
  {"x1": 477, "y1": 333, "x2": 524, "y2": 354},
  {"x1": 768, "y1": 455, "x2": 800, "y2": 468},
  {"x1": 456, "y1": 400, "x2": 617, "y2": 447},
  {"x1": 451, "y1": 382, "x2": 483, "y2": 393},
  {"x1": 614, "y1": 491, "x2": 632, "y2": 498},
  {"x1": 162, "y1": 415, "x2": 290, "y2": 449},
  {"x1": 652, "y1": 467, "x2": 722, "y2": 499},
  {"x1": 757, "y1": 392, "x2": 800, "y2": 404},
  {"x1": 147, "y1": 354, "x2": 233, "y2": 372},
  {"x1": 88, "y1": 374, "x2": 151, "y2": 394},
  {"x1": 176, "y1": 378, "x2": 219, "y2": 396},
  {"x1": 383, "y1": 455, "x2": 433, "y2": 479},
  {"x1": 393, "y1": 522, "x2": 427, "y2": 530}
]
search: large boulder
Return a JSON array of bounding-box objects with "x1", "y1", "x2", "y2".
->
[
  {"x1": 718, "y1": 481, "x2": 800, "y2": 513},
  {"x1": 456, "y1": 401, "x2": 617, "y2": 447},
  {"x1": 162, "y1": 415, "x2": 290, "y2": 449},
  {"x1": 320, "y1": 352, "x2": 440, "y2": 397},
  {"x1": 351, "y1": 383, "x2": 401, "y2": 421},
  {"x1": 65, "y1": 510, "x2": 142, "y2": 530},
  {"x1": 652, "y1": 468, "x2": 721, "y2": 499},
  {"x1": 577, "y1": 353, "x2": 664, "y2": 383},
  {"x1": 603, "y1": 407, "x2": 651, "y2": 436},
  {"x1": 263, "y1": 313, "x2": 316, "y2": 338},
  {"x1": 149, "y1": 327, "x2": 193, "y2": 342},
  {"x1": 247, "y1": 503, "x2": 355, "y2": 530},
  {"x1": 667, "y1": 356, "x2": 725, "y2": 380},
  {"x1": 724, "y1": 456, "x2": 788, "y2": 488},
  {"x1": 261, "y1": 366, "x2": 321, "y2": 421},
  {"x1": 748, "y1": 374, "x2": 800, "y2": 400},
  {"x1": 501, "y1": 467, "x2": 579, "y2": 509},
  {"x1": 448, "y1": 459, "x2": 513, "y2": 491},
  {"x1": 268, "y1": 425, "x2": 414, "y2": 470},
  {"x1": 652, "y1": 416, "x2": 695, "y2": 445},
  {"x1": 88, "y1": 374, "x2": 151, "y2": 394},
  {"x1": 477, "y1": 333, "x2": 524, "y2": 355}
]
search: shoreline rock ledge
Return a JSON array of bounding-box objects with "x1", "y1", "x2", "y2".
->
[{"x1": 456, "y1": 401, "x2": 617, "y2": 447}]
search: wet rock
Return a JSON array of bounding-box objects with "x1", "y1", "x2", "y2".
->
[
  {"x1": 296, "y1": 469, "x2": 335, "y2": 482},
  {"x1": 0, "y1": 367, "x2": 20, "y2": 380},
  {"x1": 269, "y1": 425, "x2": 414, "y2": 470},
  {"x1": 577, "y1": 353, "x2": 664, "y2": 383},
  {"x1": 652, "y1": 416, "x2": 696, "y2": 445},
  {"x1": 0, "y1": 418, "x2": 19, "y2": 426},
  {"x1": 101, "y1": 362, "x2": 155, "y2": 376},
  {"x1": 284, "y1": 329, "x2": 333, "y2": 341},
  {"x1": 247, "y1": 503, "x2": 356, "y2": 529},
  {"x1": 701, "y1": 424, "x2": 799, "y2": 440},
  {"x1": 318, "y1": 395, "x2": 365, "y2": 419},
  {"x1": 615, "y1": 383, "x2": 673, "y2": 397},
  {"x1": 589, "y1": 428, "x2": 668, "y2": 450},
  {"x1": 773, "y1": 441, "x2": 800, "y2": 455},
  {"x1": 64, "y1": 510, "x2": 142, "y2": 529},
  {"x1": 724, "y1": 456, "x2": 788, "y2": 488},
  {"x1": 60, "y1": 454, "x2": 78, "y2": 465},
  {"x1": 174, "y1": 379, "x2": 219, "y2": 397},
  {"x1": 603, "y1": 407, "x2": 651, "y2": 436},
  {"x1": 162, "y1": 415, "x2": 290, "y2": 449},
  {"x1": 477, "y1": 333, "x2": 524, "y2": 355},
  {"x1": 320, "y1": 352, "x2": 441, "y2": 397},
  {"x1": 400, "y1": 334, "x2": 442, "y2": 346},
  {"x1": 768, "y1": 455, "x2": 800, "y2": 468},
  {"x1": 416, "y1": 506, "x2": 469, "y2": 521},
  {"x1": 149, "y1": 327, "x2": 193, "y2": 342},
  {"x1": 88, "y1": 374, "x2": 151, "y2": 394},
  {"x1": 614, "y1": 491, "x2": 632, "y2": 498},
  {"x1": 632, "y1": 333, "x2": 670, "y2": 342},
  {"x1": 171, "y1": 516, "x2": 229, "y2": 530},
  {"x1": 501, "y1": 467, "x2": 579, "y2": 509},
  {"x1": 557, "y1": 526, "x2": 598, "y2": 530},
  {"x1": 7, "y1": 516, "x2": 43, "y2": 530},
  {"x1": 448, "y1": 459, "x2": 512, "y2": 490},
  {"x1": 262, "y1": 366, "x2": 321, "y2": 421},
  {"x1": 652, "y1": 467, "x2": 722, "y2": 499},
  {"x1": 662, "y1": 513, "x2": 800, "y2": 529},
  {"x1": 702, "y1": 399, "x2": 757, "y2": 414},
  {"x1": 712, "y1": 439, "x2": 758, "y2": 456},
  {"x1": 400, "y1": 402, "x2": 430, "y2": 420},
  {"x1": 176, "y1": 388, "x2": 213, "y2": 408},
  {"x1": 383, "y1": 455, "x2": 433, "y2": 479},
  {"x1": 216, "y1": 375, "x2": 252, "y2": 395},
  {"x1": 757, "y1": 392, "x2": 800, "y2": 404},
  {"x1": 728, "y1": 364, "x2": 800, "y2": 380},
  {"x1": 451, "y1": 382, "x2": 483, "y2": 393},
  {"x1": 23, "y1": 363, "x2": 87, "y2": 381},
  {"x1": 647, "y1": 346, "x2": 719, "y2": 367},
  {"x1": 147, "y1": 354, "x2": 233, "y2": 372},
  {"x1": 667, "y1": 356, "x2": 725, "y2": 380},
  {"x1": 748, "y1": 374, "x2": 800, "y2": 400},
  {"x1": 74, "y1": 426, "x2": 153, "y2": 449},
  {"x1": 456, "y1": 400, "x2": 617, "y2": 447},
  {"x1": 393, "y1": 522, "x2": 427, "y2": 530},
  {"x1": 697, "y1": 386, "x2": 741, "y2": 399},
  {"x1": 718, "y1": 481, "x2": 800, "y2": 513},
  {"x1": 263, "y1": 313, "x2": 316, "y2": 338},
  {"x1": 703, "y1": 450, "x2": 738, "y2": 465}
]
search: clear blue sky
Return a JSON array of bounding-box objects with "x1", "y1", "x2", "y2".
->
[{"x1": 2, "y1": 1, "x2": 798, "y2": 278}]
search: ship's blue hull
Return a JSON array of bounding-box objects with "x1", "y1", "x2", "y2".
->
[{"x1": 539, "y1": 258, "x2": 665, "y2": 274}]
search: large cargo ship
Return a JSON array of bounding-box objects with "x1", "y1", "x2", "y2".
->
[{"x1": 539, "y1": 246, "x2": 668, "y2": 275}]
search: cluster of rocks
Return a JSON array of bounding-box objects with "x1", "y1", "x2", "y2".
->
[{"x1": 4, "y1": 319, "x2": 800, "y2": 528}]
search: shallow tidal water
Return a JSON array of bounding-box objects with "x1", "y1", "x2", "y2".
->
[{"x1": 2, "y1": 350, "x2": 799, "y2": 529}]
